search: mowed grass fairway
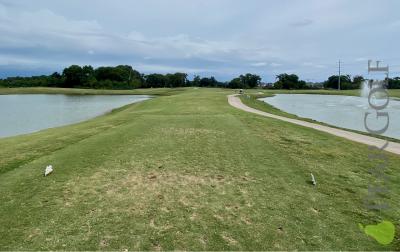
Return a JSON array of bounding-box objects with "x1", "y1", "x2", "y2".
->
[{"x1": 0, "y1": 88, "x2": 399, "y2": 250}]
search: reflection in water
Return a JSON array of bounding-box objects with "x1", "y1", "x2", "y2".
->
[
  {"x1": 260, "y1": 94, "x2": 400, "y2": 139},
  {"x1": 0, "y1": 94, "x2": 150, "y2": 138}
]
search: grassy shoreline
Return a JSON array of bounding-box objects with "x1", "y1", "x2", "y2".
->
[
  {"x1": 0, "y1": 88, "x2": 399, "y2": 250},
  {"x1": 239, "y1": 92, "x2": 400, "y2": 144}
]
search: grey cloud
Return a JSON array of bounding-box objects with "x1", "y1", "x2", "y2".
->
[{"x1": 1, "y1": 0, "x2": 400, "y2": 81}]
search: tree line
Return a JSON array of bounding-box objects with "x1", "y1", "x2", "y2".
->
[
  {"x1": 322, "y1": 75, "x2": 400, "y2": 89},
  {"x1": 1, "y1": 64, "x2": 399, "y2": 90},
  {"x1": 0, "y1": 65, "x2": 221, "y2": 89}
]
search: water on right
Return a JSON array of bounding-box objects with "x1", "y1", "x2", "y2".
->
[{"x1": 260, "y1": 83, "x2": 399, "y2": 140}]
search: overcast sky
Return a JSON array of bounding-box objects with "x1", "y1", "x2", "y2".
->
[{"x1": 0, "y1": 0, "x2": 399, "y2": 81}]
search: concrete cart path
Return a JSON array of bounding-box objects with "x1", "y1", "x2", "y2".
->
[{"x1": 228, "y1": 94, "x2": 400, "y2": 155}]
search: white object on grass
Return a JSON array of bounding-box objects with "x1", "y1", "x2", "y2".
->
[
  {"x1": 310, "y1": 173, "x2": 316, "y2": 186},
  {"x1": 44, "y1": 165, "x2": 53, "y2": 176}
]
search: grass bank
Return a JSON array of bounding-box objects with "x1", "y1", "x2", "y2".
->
[
  {"x1": 0, "y1": 88, "x2": 399, "y2": 250},
  {"x1": 239, "y1": 93, "x2": 400, "y2": 144}
]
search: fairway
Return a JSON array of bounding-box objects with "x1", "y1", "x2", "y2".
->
[{"x1": 0, "y1": 88, "x2": 399, "y2": 250}]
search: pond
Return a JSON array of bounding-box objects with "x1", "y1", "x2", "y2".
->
[
  {"x1": 260, "y1": 94, "x2": 400, "y2": 140},
  {"x1": 0, "y1": 94, "x2": 151, "y2": 138}
]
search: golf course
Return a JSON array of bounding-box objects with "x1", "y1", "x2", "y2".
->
[{"x1": 0, "y1": 87, "x2": 399, "y2": 250}]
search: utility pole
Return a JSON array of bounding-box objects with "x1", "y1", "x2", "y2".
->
[{"x1": 338, "y1": 60, "x2": 341, "y2": 90}]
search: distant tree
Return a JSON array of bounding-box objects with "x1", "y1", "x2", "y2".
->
[
  {"x1": 165, "y1": 73, "x2": 187, "y2": 87},
  {"x1": 115, "y1": 65, "x2": 142, "y2": 83},
  {"x1": 297, "y1": 80, "x2": 307, "y2": 89},
  {"x1": 228, "y1": 77, "x2": 245, "y2": 89},
  {"x1": 192, "y1": 75, "x2": 201, "y2": 87},
  {"x1": 227, "y1": 73, "x2": 261, "y2": 89},
  {"x1": 348, "y1": 75, "x2": 365, "y2": 89},
  {"x1": 80, "y1": 65, "x2": 96, "y2": 88},
  {"x1": 324, "y1": 75, "x2": 352, "y2": 89},
  {"x1": 388, "y1": 77, "x2": 400, "y2": 89},
  {"x1": 353, "y1": 75, "x2": 365, "y2": 85},
  {"x1": 94, "y1": 65, "x2": 142, "y2": 89},
  {"x1": 61, "y1": 65, "x2": 98, "y2": 88},
  {"x1": 199, "y1": 76, "x2": 218, "y2": 87},
  {"x1": 50, "y1": 72, "x2": 61, "y2": 79},
  {"x1": 240, "y1": 73, "x2": 261, "y2": 88},
  {"x1": 274, "y1": 73, "x2": 307, "y2": 89},
  {"x1": 95, "y1": 67, "x2": 122, "y2": 82},
  {"x1": 48, "y1": 72, "x2": 63, "y2": 87},
  {"x1": 275, "y1": 73, "x2": 297, "y2": 89},
  {"x1": 62, "y1": 65, "x2": 84, "y2": 88},
  {"x1": 145, "y1": 73, "x2": 166, "y2": 88},
  {"x1": 209, "y1": 76, "x2": 218, "y2": 87}
]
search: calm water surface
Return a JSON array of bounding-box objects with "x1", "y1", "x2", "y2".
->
[
  {"x1": 260, "y1": 94, "x2": 400, "y2": 139},
  {"x1": 0, "y1": 94, "x2": 150, "y2": 138}
]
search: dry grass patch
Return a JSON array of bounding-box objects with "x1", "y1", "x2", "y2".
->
[
  {"x1": 221, "y1": 233, "x2": 238, "y2": 245},
  {"x1": 159, "y1": 127, "x2": 225, "y2": 137}
]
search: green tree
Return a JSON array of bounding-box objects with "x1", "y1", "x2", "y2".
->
[
  {"x1": 228, "y1": 77, "x2": 244, "y2": 89},
  {"x1": 199, "y1": 77, "x2": 218, "y2": 87},
  {"x1": 165, "y1": 73, "x2": 187, "y2": 87},
  {"x1": 81, "y1": 65, "x2": 95, "y2": 88},
  {"x1": 324, "y1": 75, "x2": 352, "y2": 89},
  {"x1": 350, "y1": 75, "x2": 365, "y2": 89},
  {"x1": 95, "y1": 67, "x2": 122, "y2": 82},
  {"x1": 274, "y1": 73, "x2": 304, "y2": 89},
  {"x1": 240, "y1": 73, "x2": 261, "y2": 88},
  {"x1": 145, "y1": 74, "x2": 166, "y2": 88},
  {"x1": 192, "y1": 75, "x2": 201, "y2": 87},
  {"x1": 353, "y1": 75, "x2": 365, "y2": 85},
  {"x1": 388, "y1": 77, "x2": 400, "y2": 89},
  {"x1": 62, "y1": 65, "x2": 84, "y2": 88},
  {"x1": 48, "y1": 72, "x2": 63, "y2": 87},
  {"x1": 227, "y1": 73, "x2": 261, "y2": 89}
]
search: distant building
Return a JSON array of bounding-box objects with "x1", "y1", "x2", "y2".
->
[{"x1": 260, "y1": 82, "x2": 273, "y2": 88}]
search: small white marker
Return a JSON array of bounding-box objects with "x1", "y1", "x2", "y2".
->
[
  {"x1": 310, "y1": 173, "x2": 316, "y2": 186},
  {"x1": 44, "y1": 165, "x2": 53, "y2": 176}
]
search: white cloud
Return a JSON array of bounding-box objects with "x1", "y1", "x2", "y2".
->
[
  {"x1": 355, "y1": 57, "x2": 368, "y2": 62},
  {"x1": 302, "y1": 62, "x2": 326, "y2": 69},
  {"x1": 270, "y1": 62, "x2": 282, "y2": 67},
  {"x1": 251, "y1": 62, "x2": 267, "y2": 67},
  {"x1": 134, "y1": 63, "x2": 207, "y2": 74},
  {"x1": 0, "y1": 54, "x2": 39, "y2": 66}
]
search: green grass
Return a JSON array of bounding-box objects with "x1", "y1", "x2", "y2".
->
[{"x1": 0, "y1": 88, "x2": 399, "y2": 250}]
